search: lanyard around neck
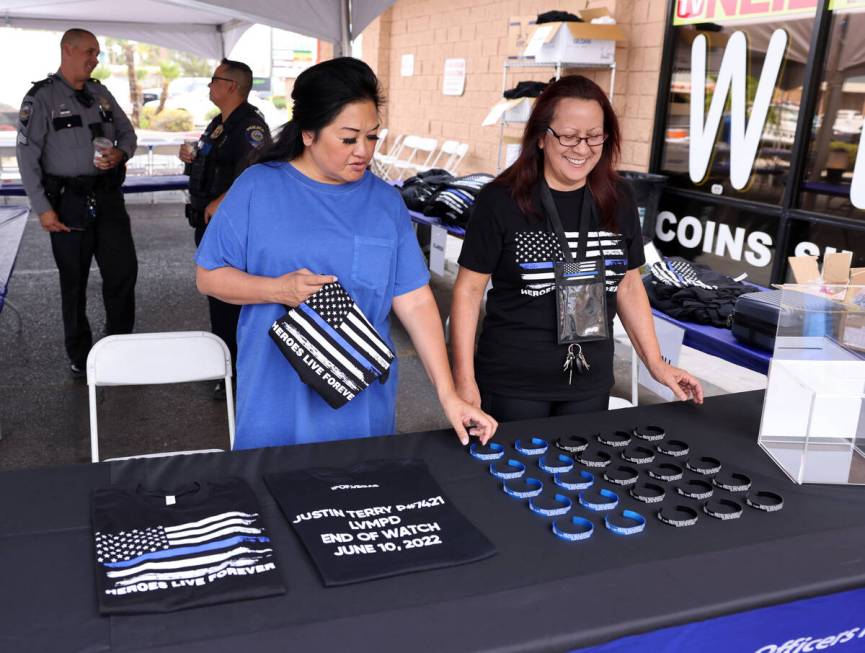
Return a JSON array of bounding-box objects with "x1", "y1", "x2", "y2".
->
[{"x1": 539, "y1": 180, "x2": 594, "y2": 264}]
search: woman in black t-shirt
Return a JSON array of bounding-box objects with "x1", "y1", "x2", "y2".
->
[{"x1": 451, "y1": 75, "x2": 703, "y2": 421}]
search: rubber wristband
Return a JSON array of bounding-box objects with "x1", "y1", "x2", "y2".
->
[
  {"x1": 529, "y1": 493, "x2": 572, "y2": 516},
  {"x1": 629, "y1": 481, "x2": 666, "y2": 504},
  {"x1": 489, "y1": 459, "x2": 526, "y2": 480},
  {"x1": 578, "y1": 450, "x2": 612, "y2": 468},
  {"x1": 579, "y1": 488, "x2": 619, "y2": 512},
  {"x1": 686, "y1": 456, "x2": 722, "y2": 475},
  {"x1": 538, "y1": 453, "x2": 574, "y2": 474},
  {"x1": 745, "y1": 490, "x2": 784, "y2": 512},
  {"x1": 556, "y1": 435, "x2": 589, "y2": 453},
  {"x1": 603, "y1": 464, "x2": 640, "y2": 486},
  {"x1": 552, "y1": 515, "x2": 593, "y2": 541},
  {"x1": 656, "y1": 440, "x2": 690, "y2": 458},
  {"x1": 703, "y1": 498, "x2": 743, "y2": 520},
  {"x1": 502, "y1": 477, "x2": 542, "y2": 499},
  {"x1": 647, "y1": 462, "x2": 684, "y2": 482},
  {"x1": 597, "y1": 431, "x2": 632, "y2": 448},
  {"x1": 515, "y1": 437, "x2": 548, "y2": 456},
  {"x1": 675, "y1": 479, "x2": 714, "y2": 500},
  {"x1": 657, "y1": 505, "x2": 699, "y2": 527},
  {"x1": 553, "y1": 469, "x2": 595, "y2": 490},
  {"x1": 633, "y1": 425, "x2": 665, "y2": 442},
  {"x1": 469, "y1": 442, "x2": 504, "y2": 461},
  {"x1": 605, "y1": 509, "x2": 646, "y2": 535},
  {"x1": 621, "y1": 445, "x2": 655, "y2": 465},
  {"x1": 712, "y1": 472, "x2": 752, "y2": 492}
]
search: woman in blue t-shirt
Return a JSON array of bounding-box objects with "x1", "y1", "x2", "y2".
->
[
  {"x1": 451, "y1": 75, "x2": 703, "y2": 421},
  {"x1": 195, "y1": 58, "x2": 497, "y2": 449}
]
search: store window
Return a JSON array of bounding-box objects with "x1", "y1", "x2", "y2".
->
[
  {"x1": 798, "y1": 7, "x2": 865, "y2": 220},
  {"x1": 659, "y1": 6, "x2": 817, "y2": 205}
]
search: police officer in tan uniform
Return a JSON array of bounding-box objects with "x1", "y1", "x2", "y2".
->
[
  {"x1": 16, "y1": 28, "x2": 138, "y2": 377},
  {"x1": 179, "y1": 58, "x2": 270, "y2": 397}
]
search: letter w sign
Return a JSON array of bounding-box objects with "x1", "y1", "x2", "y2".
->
[{"x1": 689, "y1": 30, "x2": 788, "y2": 190}]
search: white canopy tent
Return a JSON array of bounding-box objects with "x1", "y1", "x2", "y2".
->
[{"x1": 0, "y1": 0, "x2": 395, "y2": 59}]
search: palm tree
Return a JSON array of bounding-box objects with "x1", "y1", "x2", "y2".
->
[{"x1": 157, "y1": 61, "x2": 180, "y2": 114}]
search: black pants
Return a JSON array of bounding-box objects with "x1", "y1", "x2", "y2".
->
[
  {"x1": 195, "y1": 224, "x2": 240, "y2": 367},
  {"x1": 481, "y1": 391, "x2": 609, "y2": 422},
  {"x1": 50, "y1": 194, "x2": 137, "y2": 367}
]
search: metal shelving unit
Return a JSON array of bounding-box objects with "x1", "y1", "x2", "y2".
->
[{"x1": 496, "y1": 58, "x2": 617, "y2": 171}]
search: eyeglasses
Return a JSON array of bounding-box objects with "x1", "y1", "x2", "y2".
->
[
  {"x1": 210, "y1": 76, "x2": 236, "y2": 85},
  {"x1": 546, "y1": 127, "x2": 606, "y2": 148}
]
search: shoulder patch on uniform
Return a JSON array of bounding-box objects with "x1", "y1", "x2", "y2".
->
[
  {"x1": 25, "y1": 77, "x2": 53, "y2": 98},
  {"x1": 88, "y1": 77, "x2": 103, "y2": 86},
  {"x1": 245, "y1": 124, "x2": 266, "y2": 147},
  {"x1": 96, "y1": 95, "x2": 111, "y2": 111},
  {"x1": 18, "y1": 98, "x2": 34, "y2": 135}
]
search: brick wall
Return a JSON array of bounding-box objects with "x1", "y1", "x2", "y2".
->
[{"x1": 358, "y1": 0, "x2": 669, "y2": 175}]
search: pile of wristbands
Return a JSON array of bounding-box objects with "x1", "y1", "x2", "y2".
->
[{"x1": 468, "y1": 423, "x2": 784, "y2": 542}]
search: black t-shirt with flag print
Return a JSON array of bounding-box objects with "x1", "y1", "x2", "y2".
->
[
  {"x1": 91, "y1": 477, "x2": 285, "y2": 614},
  {"x1": 458, "y1": 181, "x2": 644, "y2": 400}
]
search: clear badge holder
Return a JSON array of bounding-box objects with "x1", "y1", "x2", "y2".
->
[{"x1": 540, "y1": 181, "x2": 609, "y2": 383}]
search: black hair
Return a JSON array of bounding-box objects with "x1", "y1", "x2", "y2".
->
[
  {"x1": 220, "y1": 58, "x2": 253, "y2": 96},
  {"x1": 255, "y1": 57, "x2": 383, "y2": 164}
]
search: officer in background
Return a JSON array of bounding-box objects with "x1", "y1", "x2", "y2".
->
[
  {"x1": 16, "y1": 28, "x2": 138, "y2": 378},
  {"x1": 179, "y1": 58, "x2": 270, "y2": 398}
]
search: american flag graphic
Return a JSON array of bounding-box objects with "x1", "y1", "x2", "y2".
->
[
  {"x1": 515, "y1": 230, "x2": 628, "y2": 294},
  {"x1": 95, "y1": 511, "x2": 274, "y2": 589},
  {"x1": 271, "y1": 281, "x2": 395, "y2": 408}
]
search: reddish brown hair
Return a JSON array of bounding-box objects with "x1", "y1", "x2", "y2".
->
[{"x1": 495, "y1": 75, "x2": 622, "y2": 229}]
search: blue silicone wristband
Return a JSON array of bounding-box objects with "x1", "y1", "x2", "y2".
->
[
  {"x1": 502, "y1": 476, "x2": 542, "y2": 499},
  {"x1": 489, "y1": 459, "x2": 526, "y2": 480},
  {"x1": 469, "y1": 441, "x2": 504, "y2": 461},
  {"x1": 529, "y1": 493, "x2": 572, "y2": 516},
  {"x1": 538, "y1": 453, "x2": 574, "y2": 474},
  {"x1": 605, "y1": 509, "x2": 646, "y2": 535},
  {"x1": 553, "y1": 469, "x2": 595, "y2": 490},
  {"x1": 552, "y1": 515, "x2": 594, "y2": 541},
  {"x1": 578, "y1": 488, "x2": 619, "y2": 512},
  {"x1": 514, "y1": 437, "x2": 548, "y2": 456}
]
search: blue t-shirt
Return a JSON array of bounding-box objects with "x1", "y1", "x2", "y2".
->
[{"x1": 196, "y1": 163, "x2": 430, "y2": 449}]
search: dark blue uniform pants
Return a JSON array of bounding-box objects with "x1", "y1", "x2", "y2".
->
[{"x1": 50, "y1": 193, "x2": 137, "y2": 367}]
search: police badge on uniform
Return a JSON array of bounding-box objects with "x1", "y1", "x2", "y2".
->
[
  {"x1": 246, "y1": 125, "x2": 266, "y2": 148},
  {"x1": 211, "y1": 124, "x2": 224, "y2": 140}
]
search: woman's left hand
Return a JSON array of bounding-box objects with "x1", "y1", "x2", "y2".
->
[
  {"x1": 648, "y1": 360, "x2": 704, "y2": 404},
  {"x1": 440, "y1": 391, "x2": 498, "y2": 446}
]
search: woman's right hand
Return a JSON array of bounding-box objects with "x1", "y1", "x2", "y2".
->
[
  {"x1": 273, "y1": 268, "x2": 337, "y2": 307},
  {"x1": 455, "y1": 375, "x2": 482, "y2": 409}
]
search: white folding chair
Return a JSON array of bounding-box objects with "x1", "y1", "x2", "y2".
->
[
  {"x1": 87, "y1": 331, "x2": 235, "y2": 462},
  {"x1": 372, "y1": 132, "x2": 405, "y2": 177},
  {"x1": 390, "y1": 136, "x2": 439, "y2": 181},
  {"x1": 416, "y1": 141, "x2": 470, "y2": 175}
]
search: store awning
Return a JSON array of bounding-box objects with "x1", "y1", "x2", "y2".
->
[{"x1": 0, "y1": 0, "x2": 394, "y2": 59}]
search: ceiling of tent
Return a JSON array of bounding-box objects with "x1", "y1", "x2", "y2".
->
[{"x1": 0, "y1": 0, "x2": 395, "y2": 59}]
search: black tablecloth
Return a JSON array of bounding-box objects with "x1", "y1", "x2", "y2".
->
[{"x1": 3, "y1": 391, "x2": 865, "y2": 652}]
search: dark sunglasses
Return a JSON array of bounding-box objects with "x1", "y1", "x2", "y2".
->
[{"x1": 210, "y1": 76, "x2": 236, "y2": 85}]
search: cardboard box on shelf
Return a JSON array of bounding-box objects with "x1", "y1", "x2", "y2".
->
[
  {"x1": 507, "y1": 16, "x2": 537, "y2": 59},
  {"x1": 522, "y1": 9, "x2": 625, "y2": 65}
]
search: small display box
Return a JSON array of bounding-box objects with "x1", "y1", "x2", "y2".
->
[{"x1": 759, "y1": 284, "x2": 865, "y2": 484}]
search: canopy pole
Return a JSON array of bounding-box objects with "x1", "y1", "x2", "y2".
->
[{"x1": 338, "y1": 0, "x2": 351, "y2": 57}]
